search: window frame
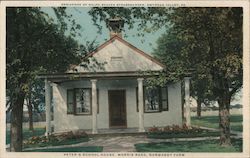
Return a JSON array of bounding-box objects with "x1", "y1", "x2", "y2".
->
[
  {"x1": 136, "y1": 86, "x2": 169, "y2": 113},
  {"x1": 74, "y1": 88, "x2": 92, "y2": 115},
  {"x1": 66, "y1": 88, "x2": 100, "y2": 115},
  {"x1": 144, "y1": 87, "x2": 162, "y2": 113}
]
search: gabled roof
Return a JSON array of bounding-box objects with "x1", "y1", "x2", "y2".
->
[{"x1": 85, "y1": 35, "x2": 165, "y2": 68}]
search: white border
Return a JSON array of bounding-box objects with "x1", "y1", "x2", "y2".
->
[{"x1": 0, "y1": 1, "x2": 249, "y2": 158}]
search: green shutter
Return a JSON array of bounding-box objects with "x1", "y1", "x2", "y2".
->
[
  {"x1": 67, "y1": 89, "x2": 74, "y2": 114},
  {"x1": 97, "y1": 89, "x2": 99, "y2": 114},
  {"x1": 161, "y1": 86, "x2": 169, "y2": 111},
  {"x1": 136, "y1": 87, "x2": 139, "y2": 112}
]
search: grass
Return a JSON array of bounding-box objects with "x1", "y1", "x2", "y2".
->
[
  {"x1": 191, "y1": 115, "x2": 243, "y2": 132},
  {"x1": 135, "y1": 138, "x2": 242, "y2": 152},
  {"x1": 6, "y1": 128, "x2": 46, "y2": 145},
  {"x1": 147, "y1": 131, "x2": 222, "y2": 139},
  {"x1": 24, "y1": 146, "x2": 103, "y2": 152}
]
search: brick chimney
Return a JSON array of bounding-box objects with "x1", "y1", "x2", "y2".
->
[{"x1": 106, "y1": 18, "x2": 124, "y2": 38}]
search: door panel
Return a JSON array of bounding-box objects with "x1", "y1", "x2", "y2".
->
[{"x1": 108, "y1": 90, "x2": 127, "y2": 128}]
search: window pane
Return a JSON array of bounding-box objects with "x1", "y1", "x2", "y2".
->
[
  {"x1": 67, "y1": 90, "x2": 74, "y2": 114},
  {"x1": 75, "y1": 89, "x2": 91, "y2": 114},
  {"x1": 144, "y1": 88, "x2": 160, "y2": 112}
]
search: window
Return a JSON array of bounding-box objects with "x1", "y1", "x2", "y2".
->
[
  {"x1": 144, "y1": 87, "x2": 161, "y2": 112},
  {"x1": 136, "y1": 86, "x2": 169, "y2": 113},
  {"x1": 75, "y1": 89, "x2": 91, "y2": 114},
  {"x1": 67, "y1": 88, "x2": 99, "y2": 115}
]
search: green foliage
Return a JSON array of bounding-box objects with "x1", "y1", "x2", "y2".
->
[
  {"x1": 88, "y1": 7, "x2": 171, "y2": 35},
  {"x1": 6, "y1": 8, "x2": 81, "y2": 97},
  {"x1": 89, "y1": 7, "x2": 243, "y2": 100},
  {"x1": 23, "y1": 135, "x2": 89, "y2": 149},
  {"x1": 6, "y1": 7, "x2": 89, "y2": 151},
  {"x1": 28, "y1": 79, "x2": 45, "y2": 112},
  {"x1": 153, "y1": 8, "x2": 242, "y2": 103},
  {"x1": 168, "y1": 8, "x2": 243, "y2": 98}
]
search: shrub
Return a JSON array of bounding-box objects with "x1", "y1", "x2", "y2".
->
[
  {"x1": 147, "y1": 125, "x2": 206, "y2": 134},
  {"x1": 72, "y1": 129, "x2": 88, "y2": 138},
  {"x1": 148, "y1": 126, "x2": 161, "y2": 133},
  {"x1": 23, "y1": 129, "x2": 88, "y2": 146}
]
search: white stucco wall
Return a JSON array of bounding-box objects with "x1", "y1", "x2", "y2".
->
[
  {"x1": 70, "y1": 39, "x2": 163, "y2": 73},
  {"x1": 53, "y1": 79, "x2": 182, "y2": 133}
]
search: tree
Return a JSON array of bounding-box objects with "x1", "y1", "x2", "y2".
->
[
  {"x1": 153, "y1": 30, "x2": 217, "y2": 118},
  {"x1": 6, "y1": 7, "x2": 82, "y2": 151},
  {"x1": 26, "y1": 83, "x2": 33, "y2": 131},
  {"x1": 24, "y1": 78, "x2": 45, "y2": 131},
  {"x1": 88, "y1": 7, "x2": 243, "y2": 146},
  {"x1": 167, "y1": 8, "x2": 242, "y2": 146}
]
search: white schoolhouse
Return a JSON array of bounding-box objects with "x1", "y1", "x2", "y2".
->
[{"x1": 40, "y1": 19, "x2": 191, "y2": 135}]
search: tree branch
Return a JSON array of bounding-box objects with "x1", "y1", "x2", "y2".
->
[{"x1": 229, "y1": 83, "x2": 242, "y2": 97}]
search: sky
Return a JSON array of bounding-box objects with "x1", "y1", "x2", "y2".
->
[{"x1": 42, "y1": 7, "x2": 166, "y2": 54}]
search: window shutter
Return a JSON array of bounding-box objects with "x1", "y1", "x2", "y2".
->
[
  {"x1": 97, "y1": 89, "x2": 99, "y2": 114},
  {"x1": 159, "y1": 87, "x2": 163, "y2": 112},
  {"x1": 161, "y1": 86, "x2": 169, "y2": 111},
  {"x1": 67, "y1": 89, "x2": 74, "y2": 114},
  {"x1": 136, "y1": 87, "x2": 139, "y2": 112}
]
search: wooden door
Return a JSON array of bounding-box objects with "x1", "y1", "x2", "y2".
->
[{"x1": 108, "y1": 90, "x2": 127, "y2": 128}]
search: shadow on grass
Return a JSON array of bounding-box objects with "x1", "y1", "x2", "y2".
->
[
  {"x1": 194, "y1": 115, "x2": 242, "y2": 123},
  {"x1": 135, "y1": 139, "x2": 242, "y2": 152},
  {"x1": 147, "y1": 131, "x2": 223, "y2": 139},
  {"x1": 191, "y1": 115, "x2": 243, "y2": 132}
]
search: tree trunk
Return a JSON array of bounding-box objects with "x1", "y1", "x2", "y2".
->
[
  {"x1": 27, "y1": 99, "x2": 34, "y2": 132},
  {"x1": 218, "y1": 93, "x2": 231, "y2": 146},
  {"x1": 27, "y1": 88, "x2": 34, "y2": 131},
  {"x1": 197, "y1": 98, "x2": 202, "y2": 118},
  {"x1": 10, "y1": 91, "x2": 25, "y2": 152}
]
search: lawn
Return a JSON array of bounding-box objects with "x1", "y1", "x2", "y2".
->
[
  {"x1": 6, "y1": 128, "x2": 45, "y2": 145},
  {"x1": 191, "y1": 115, "x2": 243, "y2": 132},
  {"x1": 147, "y1": 130, "x2": 222, "y2": 139},
  {"x1": 24, "y1": 146, "x2": 103, "y2": 152},
  {"x1": 135, "y1": 139, "x2": 242, "y2": 152}
]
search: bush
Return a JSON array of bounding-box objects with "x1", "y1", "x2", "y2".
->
[
  {"x1": 72, "y1": 129, "x2": 88, "y2": 138},
  {"x1": 148, "y1": 126, "x2": 161, "y2": 133},
  {"x1": 146, "y1": 125, "x2": 218, "y2": 139},
  {"x1": 147, "y1": 124, "x2": 205, "y2": 134},
  {"x1": 23, "y1": 129, "x2": 88, "y2": 147}
]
